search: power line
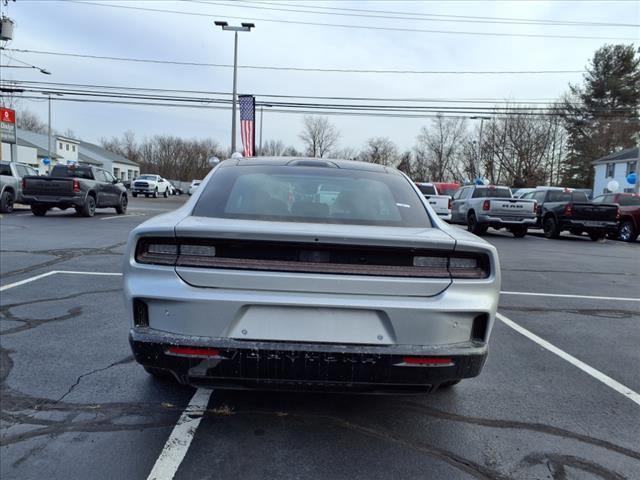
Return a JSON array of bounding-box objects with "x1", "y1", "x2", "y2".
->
[
  {"x1": 65, "y1": 1, "x2": 637, "y2": 41},
  {"x1": 227, "y1": 0, "x2": 639, "y2": 28},
  {"x1": 189, "y1": 0, "x2": 640, "y2": 28},
  {"x1": 3, "y1": 48, "x2": 586, "y2": 75}
]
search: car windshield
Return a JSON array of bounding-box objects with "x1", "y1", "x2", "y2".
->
[
  {"x1": 417, "y1": 184, "x2": 436, "y2": 195},
  {"x1": 137, "y1": 175, "x2": 156, "y2": 180},
  {"x1": 471, "y1": 187, "x2": 512, "y2": 198},
  {"x1": 546, "y1": 191, "x2": 588, "y2": 202},
  {"x1": 193, "y1": 164, "x2": 432, "y2": 227}
]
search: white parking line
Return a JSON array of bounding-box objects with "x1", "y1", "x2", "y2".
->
[
  {"x1": 100, "y1": 213, "x2": 147, "y2": 220},
  {"x1": 500, "y1": 291, "x2": 640, "y2": 302},
  {"x1": 497, "y1": 312, "x2": 640, "y2": 407},
  {"x1": 147, "y1": 388, "x2": 213, "y2": 480},
  {"x1": 0, "y1": 271, "x2": 122, "y2": 292}
]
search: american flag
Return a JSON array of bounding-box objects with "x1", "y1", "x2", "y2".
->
[{"x1": 239, "y1": 95, "x2": 255, "y2": 157}]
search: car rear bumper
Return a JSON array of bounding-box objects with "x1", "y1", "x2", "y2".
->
[
  {"x1": 436, "y1": 213, "x2": 452, "y2": 221},
  {"x1": 132, "y1": 188, "x2": 156, "y2": 194},
  {"x1": 21, "y1": 194, "x2": 85, "y2": 207},
  {"x1": 562, "y1": 219, "x2": 618, "y2": 232},
  {"x1": 477, "y1": 214, "x2": 537, "y2": 227},
  {"x1": 130, "y1": 327, "x2": 488, "y2": 392}
]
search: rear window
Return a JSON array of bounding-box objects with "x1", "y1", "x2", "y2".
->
[
  {"x1": 417, "y1": 184, "x2": 436, "y2": 195},
  {"x1": 50, "y1": 165, "x2": 94, "y2": 180},
  {"x1": 438, "y1": 188, "x2": 457, "y2": 197},
  {"x1": 0, "y1": 163, "x2": 11, "y2": 176},
  {"x1": 619, "y1": 195, "x2": 640, "y2": 206},
  {"x1": 546, "y1": 191, "x2": 588, "y2": 202},
  {"x1": 472, "y1": 187, "x2": 512, "y2": 198},
  {"x1": 193, "y1": 164, "x2": 432, "y2": 227}
]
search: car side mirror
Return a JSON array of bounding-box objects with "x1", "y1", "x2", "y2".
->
[{"x1": 113, "y1": 178, "x2": 120, "y2": 184}]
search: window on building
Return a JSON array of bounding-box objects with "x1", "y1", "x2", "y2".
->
[
  {"x1": 605, "y1": 163, "x2": 615, "y2": 178},
  {"x1": 72, "y1": 145, "x2": 76, "y2": 152},
  {"x1": 65, "y1": 144, "x2": 69, "y2": 151},
  {"x1": 626, "y1": 161, "x2": 636, "y2": 176},
  {"x1": 59, "y1": 142, "x2": 63, "y2": 150}
]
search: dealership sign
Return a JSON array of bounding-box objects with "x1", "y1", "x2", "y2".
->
[{"x1": 0, "y1": 107, "x2": 17, "y2": 144}]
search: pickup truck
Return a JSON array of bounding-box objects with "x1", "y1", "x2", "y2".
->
[
  {"x1": 520, "y1": 188, "x2": 619, "y2": 241},
  {"x1": 131, "y1": 175, "x2": 170, "y2": 198},
  {"x1": 0, "y1": 161, "x2": 40, "y2": 213},
  {"x1": 451, "y1": 185, "x2": 537, "y2": 237},
  {"x1": 415, "y1": 182, "x2": 451, "y2": 221},
  {"x1": 592, "y1": 192, "x2": 640, "y2": 242},
  {"x1": 21, "y1": 164, "x2": 128, "y2": 217}
]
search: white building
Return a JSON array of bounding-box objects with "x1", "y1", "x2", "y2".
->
[{"x1": 592, "y1": 147, "x2": 638, "y2": 195}]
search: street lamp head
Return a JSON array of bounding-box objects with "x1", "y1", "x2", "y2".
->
[
  {"x1": 241, "y1": 22, "x2": 255, "y2": 29},
  {"x1": 214, "y1": 21, "x2": 228, "y2": 27}
]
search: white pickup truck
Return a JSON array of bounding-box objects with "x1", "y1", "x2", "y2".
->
[
  {"x1": 415, "y1": 182, "x2": 452, "y2": 221},
  {"x1": 131, "y1": 175, "x2": 171, "y2": 198},
  {"x1": 451, "y1": 185, "x2": 537, "y2": 237}
]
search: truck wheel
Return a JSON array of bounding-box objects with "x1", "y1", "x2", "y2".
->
[
  {"x1": 543, "y1": 216, "x2": 560, "y2": 239},
  {"x1": 79, "y1": 196, "x2": 96, "y2": 217},
  {"x1": 31, "y1": 204, "x2": 48, "y2": 216},
  {"x1": 163, "y1": 188, "x2": 168, "y2": 198},
  {"x1": 0, "y1": 191, "x2": 14, "y2": 213},
  {"x1": 467, "y1": 213, "x2": 487, "y2": 235},
  {"x1": 153, "y1": 188, "x2": 158, "y2": 199},
  {"x1": 132, "y1": 192, "x2": 138, "y2": 198},
  {"x1": 588, "y1": 231, "x2": 605, "y2": 242},
  {"x1": 511, "y1": 225, "x2": 527, "y2": 238},
  {"x1": 618, "y1": 221, "x2": 638, "y2": 242},
  {"x1": 115, "y1": 195, "x2": 128, "y2": 214}
]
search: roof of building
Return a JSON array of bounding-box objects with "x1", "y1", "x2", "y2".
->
[
  {"x1": 79, "y1": 141, "x2": 139, "y2": 167},
  {"x1": 592, "y1": 147, "x2": 639, "y2": 165},
  {"x1": 15, "y1": 130, "x2": 63, "y2": 159}
]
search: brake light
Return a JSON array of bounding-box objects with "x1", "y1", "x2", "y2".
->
[
  {"x1": 73, "y1": 179, "x2": 80, "y2": 193},
  {"x1": 401, "y1": 357, "x2": 454, "y2": 366},
  {"x1": 482, "y1": 200, "x2": 490, "y2": 211},
  {"x1": 448, "y1": 197, "x2": 452, "y2": 210},
  {"x1": 167, "y1": 346, "x2": 221, "y2": 357},
  {"x1": 564, "y1": 203, "x2": 572, "y2": 217},
  {"x1": 616, "y1": 207, "x2": 621, "y2": 220}
]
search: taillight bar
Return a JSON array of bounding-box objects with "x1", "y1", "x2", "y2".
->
[
  {"x1": 397, "y1": 357, "x2": 454, "y2": 367},
  {"x1": 73, "y1": 179, "x2": 81, "y2": 193},
  {"x1": 167, "y1": 346, "x2": 221, "y2": 357}
]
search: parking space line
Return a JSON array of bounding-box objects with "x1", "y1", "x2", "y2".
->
[
  {"x1": 100, "y1": 213, "x2": 147, "y2": 220},
  {"x1": 0, "y1": 271, "x2": 122, "y2": 292},
  {"x1": 497, "y1": 312, "x2": 640, "y2": 407},
  {"x1": 147, "y1": 388, "x2": 213, "y2": 480},
  {"x1": 500, "y1": 291, "x2": 640, "y2": 302}
]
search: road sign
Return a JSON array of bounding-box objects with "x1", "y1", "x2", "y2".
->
[{"x1": 0, "y1": 107, "x2": 17, "y2": 144}]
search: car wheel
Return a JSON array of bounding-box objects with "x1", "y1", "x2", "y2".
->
[
  {"x1": 132, "y1": 192, "x2": 138, "y2": 198},
  {"x1": 467, "y1": 213, "x2": 486, "y2": 235},
  {"x1": 618, "y1": 220, "x2": 638, "y2": 242},
  {"x1": 439, "y1": 380, "x2": 461, "y2": 389},
  {"x1": 588, "y1": 231, "x2": 605, "y2": 242},
  {"x1": 115, "y1": 195, "x2": 128, "y2": 214},
  {"x1": 31, "y1": 204, "x2": 48, "y2": 216},
  {"x1": 153, "y1": 188, "x2": 159, "y2": 199},
  {"x1": 0, "y1": 190, "x2": 14, "y2": 213},
  {"x1": 543, "y1": 216, "x2": 560, "y2": 239},
  {"x1": 80, "y1": 195, "x2": 96, "y2": 217},
  {"x1": 163, "y1": 188, "x2": 168, "y2": 198},
  {"x1": 511, "y1": 225, "x2": 527, "y2": 238}
]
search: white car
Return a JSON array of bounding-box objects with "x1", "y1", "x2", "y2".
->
[
  {"x1": 415, "y1": 182, "x2": 452, "y2": 221},
  {"x1": 188, "y1": 180, "x2": 202, "y2": 196},
  {"x1": 131, "y1": 175, "x2": 171, "y2": 198}
]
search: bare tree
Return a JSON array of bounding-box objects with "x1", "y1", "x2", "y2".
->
[
  {"x1": 260, "y1": 139, "x2": 287, "y2": 156},
  {"x1": 299, "y1": 115, "x2": 340, "y2": 158},
  {"x1": 359, "y1": 137, "x2": 398, "y2": 166},
  {"x1": 334, "y1": 146, "x2": 360, "y2": 161},
  {"x1": 16, "y1": 109, "x2": 47, "y2": 134},
  {"x1": 414, "y1": 115, "x2": 467, "y2": 182}
]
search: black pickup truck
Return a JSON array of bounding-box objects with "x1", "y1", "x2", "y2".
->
[
  {"x1": 521, "y1": 188, "x2": 619, "y2": 241},
  {"x1": 21, "y1": 164, "x2": 128, "y2": 217}
]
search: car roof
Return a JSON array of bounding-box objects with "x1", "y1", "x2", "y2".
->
[{"x1": 221, "y1": 156, "x2": 394, "y2": 174}]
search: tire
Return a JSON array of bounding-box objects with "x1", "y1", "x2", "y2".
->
[
  {"x1": 511, "y1": 225, "x2": 527, "y2": 238},
  {"x1": 543, "y1": 216, "x2": 560, "y2": 239},
  {"x1": 0, "y1": 190, "x2": 14, "y2": 213},
  {"x1": 618, "y1": 220, "x2": 638, "y2": 242},
  {"x1": 79, "y1": 195, "x2": 96, "y2": 217},
  {"x1": 115, "y1": 195, "x2": 128, "y2": 214},
  {"x1": 31, "y1": 204, "x2": 48, "y2": 216},
  {"x1": 467, "y1": 213, "x2": 487, "y2": 235},
  {"x1": 145, "y1": 194, "x2": 149, "y2": 198},
  {"x1": 588, "y1": 231, "x2": 605, "y2": 242},
  {"x1": 153, "y1": 188, "x2": 158, "y2": 199},
  {"x1": 439, "y1": 380, "x2": 461, "y2": 389},
  {"x1": 163, "y1": 188, "x2": 168, "y2": 198},
  {"x1": 132, "y1": 192, "x2": 138, "y2": 198}
]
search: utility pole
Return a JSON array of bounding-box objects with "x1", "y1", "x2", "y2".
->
[
  {"x1": 470, "y1": 116, "x2": 490, "y2": 179},
  {"x1": 259, "y1": 105, "x2": 263, "y2": 156},
  {"x1": 214, "y1": 21, "x2": 254, "y2": 154}
]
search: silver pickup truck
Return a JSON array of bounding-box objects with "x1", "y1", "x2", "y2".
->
[
  {"x1": 451, "y1": 185, "x2": 537, "y2": 237},
  {"x1": 0, "y1": 161, "x2": 40, "y2": 213}
]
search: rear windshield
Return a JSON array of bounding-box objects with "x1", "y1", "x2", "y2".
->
[
  {"x1": 437, "y1": 187, "x2": 457, "y2": 197},
  {"x1": 619, "y1": 195, "x2": 640, "y2": 206},
  {"x1": 546, "y1": 191, "x2": 588, "y2": 202},
  {"x1": 193, "y1": 165, "x2": 432, "y2": 227},
  {"x1": 417, "y1": 184, "x2": 436, "y2": 195},
  {"x1": 471, "y1": 187, "x2": 512, "y2": 198},
  {"x1": 50, "y1": 165, "x2": 93, "y2": 179}
]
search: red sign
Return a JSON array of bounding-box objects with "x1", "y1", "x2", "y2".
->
[{"x1": 0, "y1": 107, "x2": 16, "y2": 124}]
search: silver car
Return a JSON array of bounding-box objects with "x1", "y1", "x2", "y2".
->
[{"x1": 124, "y1": 158, "x2": 500, "y2": 393}]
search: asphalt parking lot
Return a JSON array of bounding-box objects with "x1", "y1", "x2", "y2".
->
[{"x1": 1, "y1": 196, "x2": 638, "y2": 480}]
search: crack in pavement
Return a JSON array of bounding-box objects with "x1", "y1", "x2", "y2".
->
[{"x1": 498, "y1": 306, "x2": 639, "y2": 320}]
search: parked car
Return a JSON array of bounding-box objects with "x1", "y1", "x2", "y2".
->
[
  {"x1": 0, "y1": 161, "x2": 39, "y2": 213},
  {"x1": 188, "y1": 179, "x2": 202, "y2": 196},
  {"x1": 451, "y1": 185, "x2": 536, "y2": 237},
  {"x1": 415, "y1": 182, "x2": 452, "y2": 221},
  {"x1": 512, "y1": 187, "x2": 536, "y2": 199},
  {"x1": 124, "y1": 158, "x2": 500, "y2": 392},
  {"x1": 165, "y1": 180, "x2": 182, "y2": 195},
  {"x1": 131, "y1": 175, "x2": 171, "y2": 198},
  {"x1": 21, "y1": 164, "x2": 128, "y2": 217},
  {"x1": 593, "y1": 192, "x2": 640, "y2": 242},
  {"x1": 432, "y1": 182, "x2": 460, "y2": 197},
  {"x1": 520, "y1": 187, "x2": 619, "y2": 241}
]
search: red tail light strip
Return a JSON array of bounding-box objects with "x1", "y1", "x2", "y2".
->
[
  {"x1": 397, "y1": 357, "x2": 454, "y2": 367},
  {"x1": 167, "y1": 346, "x2": 221, "y2": 357}
]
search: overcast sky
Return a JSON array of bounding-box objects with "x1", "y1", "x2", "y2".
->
[{"x1": 1, "y1": 0, "x2": 638, "y2": 153}]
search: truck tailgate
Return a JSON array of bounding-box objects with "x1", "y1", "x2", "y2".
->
[
  {"x1": 23, "y1": 177, "x2": 75, "y2": 196},
  {"x1": 572, "y1": 203, "x2": 618, "y2": 221},
  {"x1": 489, "y1": 199, "x2": 535, "y2": 216}
]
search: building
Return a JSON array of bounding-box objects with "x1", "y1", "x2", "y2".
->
[
  {"x1": 1, "y1": 129, "x2": 139, "y2": 178},
  {"x1": 592, "y1": 147, "x2": 638, "y2": 195}
]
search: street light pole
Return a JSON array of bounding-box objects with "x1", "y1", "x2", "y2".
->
[
  {"x1": 47, "y1": 93, "x2": 52, "y2": 161},
  {"x1": 259, "y1": 104, "x2": 263, "y2": 155},
  {"x1": 470, "y1": 116, "x2": 490, "y2": 179},
  {"x1": 214, "y1": 21, "x2": 254, "y2": 154}
]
